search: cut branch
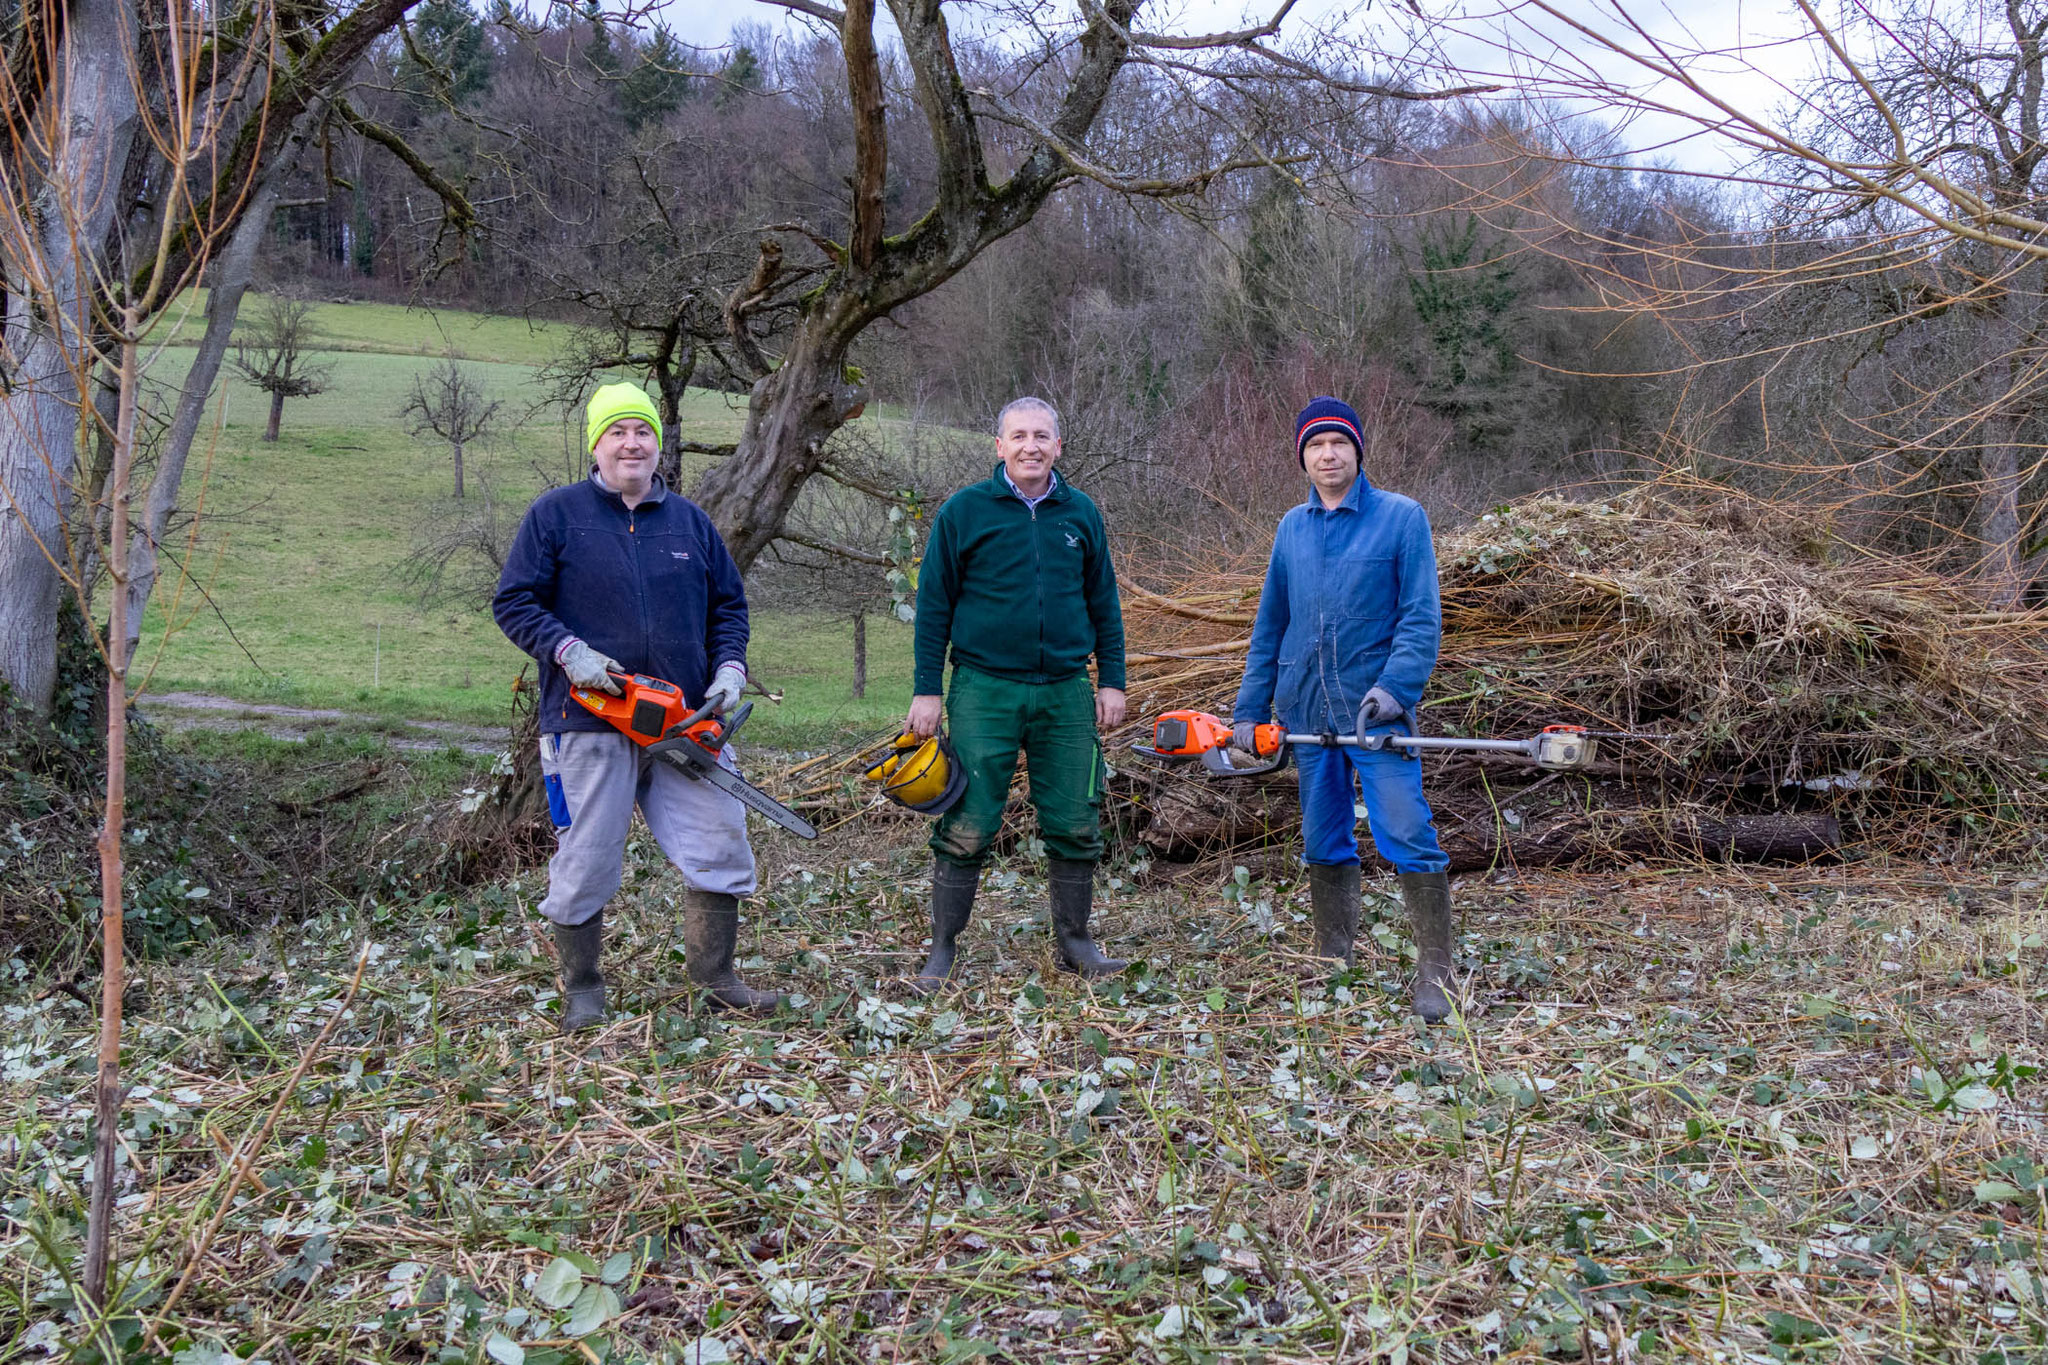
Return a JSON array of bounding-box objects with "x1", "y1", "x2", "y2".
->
[
  {"x1": 843, "y1": 0, "x2": 888, "y2": 272},
  {"x1": 760, "y1": 0, "x2": 846, "y2": 24},
  {"x1": 779, "y1": 530, "x2": 892, "y2": 566},
  {"x1": 723, "y1": 239, "x2": 784, "y2": 378}
]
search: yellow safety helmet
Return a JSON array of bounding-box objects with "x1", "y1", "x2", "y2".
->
[{"x1": 863, "y1": 732, "x2": 967, "y2": 815}]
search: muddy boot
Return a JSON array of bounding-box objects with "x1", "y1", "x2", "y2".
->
[
  {"x1": 1049, "y1": 859, "x2": 1128, "y2": 978},
  {"x1": 912, "y1": 861, "x2": 979, "y2": 996},
  {"x1": 1398, "y1": 871, "x2": 1457, "y2": 1023},
  {"x1": 553, "y1": 915, "x2": 606, "y2": 1033},
  {"x1": 683, "y1": 888, "x2": 781, "y2": 1014},
  {"x1": 1306, "y1": 862, "x2": 1360, "y2": 964}
]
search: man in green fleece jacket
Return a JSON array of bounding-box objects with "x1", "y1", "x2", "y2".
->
[{"x1": 904, "y1": 396, "x2": 1129, "y2": 993}]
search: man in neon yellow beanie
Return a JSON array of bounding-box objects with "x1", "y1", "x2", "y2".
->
[{"x1": 495, "y1": 380, "x2": 776, "y2": 1030}]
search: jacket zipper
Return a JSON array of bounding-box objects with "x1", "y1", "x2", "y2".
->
[
  {"x1": 628, "y1": 509, "x2": 651, "y2": 669},
  {"x1": 1029, "y1": 499, "x2": 1046, "y2": 677}
]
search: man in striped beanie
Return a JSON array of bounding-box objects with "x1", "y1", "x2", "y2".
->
[{"x1": 1228, "y1": 396, "x2": 1459, "y2": 1022}]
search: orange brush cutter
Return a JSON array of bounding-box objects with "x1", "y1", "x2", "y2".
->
[{"x1": 1132, "y1": 707, "x2": 1599, "y2": 776}]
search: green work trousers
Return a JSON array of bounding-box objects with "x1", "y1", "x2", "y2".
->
[{"x1": 931, "y1": 666, "x2": 1104, "y2": 869}]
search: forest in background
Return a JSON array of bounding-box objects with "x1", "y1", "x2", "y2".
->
[{"x1": 259, "y1": 0, "x2": 2048, "y2": 609}]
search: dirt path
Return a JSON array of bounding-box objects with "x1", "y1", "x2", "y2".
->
[{"x1": 138, "y1": 691, "x2": 508, "y2": 754}]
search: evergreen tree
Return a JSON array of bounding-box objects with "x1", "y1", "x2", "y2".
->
[
  {"x1": 716, "y1": 44, "x2": 761, "y2": 107},
  {"x1": 399, "y1": 0, "x2": 494, "y2": 106},
  {"x1": 1406, "y1": 215, "x2": 1522, "y2": 450},
  {"x1": 621, "y1": 28, "x2": 694, "y2": 130},
  {"x1": 585, "y1": 2, "x2": 617, "y2": 76}
]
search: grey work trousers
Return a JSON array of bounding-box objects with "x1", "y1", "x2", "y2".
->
[{"x1": 536, "y1": 729, "x2": 757, "y2": 927}]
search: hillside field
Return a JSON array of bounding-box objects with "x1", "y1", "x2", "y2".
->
[{"x1": 131, "y1": 294, "x2": 917, "y2": 746}]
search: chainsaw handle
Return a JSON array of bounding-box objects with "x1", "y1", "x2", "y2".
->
[{"x1": 717, "y1": 701, "x2": 752, "y2": 750}]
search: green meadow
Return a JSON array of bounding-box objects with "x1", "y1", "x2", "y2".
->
[{"x1": 132, "y1": 295, "x2": 916, "y2": 746}]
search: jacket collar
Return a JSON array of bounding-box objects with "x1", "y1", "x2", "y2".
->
[
  {"x1": 1306, "y1": 470, "x2": 1374, "y2": 515},
  {"x1": 990, "y1": 461, "x2": 1067, "y2": 503},
  {"x1": 589, "y1": 468, "x2": 669, "y2": 508}
]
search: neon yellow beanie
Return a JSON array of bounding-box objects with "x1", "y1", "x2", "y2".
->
[{"x1": 585, "y1": 381, "x2": 663, "y2": 453}]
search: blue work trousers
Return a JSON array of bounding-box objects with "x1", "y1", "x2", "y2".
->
[{"x1": 1295, "y1": 741, "x2": 1449, "y2": 873}]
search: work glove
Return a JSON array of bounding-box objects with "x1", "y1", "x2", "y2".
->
[
  {"x1": 1356, "y1": 687, "x2": 1401, "y2": 731},
  {"x1": 703, "y1": 661, "x2": 747, "y2": 714},
  {"x1": 558, "y1": 638, "x2": 623, "y2": 695},
  {"x1": 1230, "y1": 720, "x2": 1260, "y2": 754}
]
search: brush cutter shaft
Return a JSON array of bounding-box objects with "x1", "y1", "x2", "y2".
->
[
  {"x1": 1312, "y1": 728, "x2": 1597, "y2": 770},
  {"x1": 1135, "y1": 708, "x2": 1597, "y2": 775}
]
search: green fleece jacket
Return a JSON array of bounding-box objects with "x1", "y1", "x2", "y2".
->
[{"x1": 912, "y1": 465, "x2": 1126, "y2": 695}]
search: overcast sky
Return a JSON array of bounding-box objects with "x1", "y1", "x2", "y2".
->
[{"x1": 657, "y1": 0, "x2": 1832, "y2": 176}]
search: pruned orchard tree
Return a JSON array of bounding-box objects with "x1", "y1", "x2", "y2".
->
[
  {"x1": 0, "y1": 0, "x2": 474, "y2": 715},
  {"x1": 233, "y1": 298, "x2": 336, "y2": 442},
  {"x1": 401, "y1": 354, "x2": 501, "y2": 497},
  {"x1": 518, "y1": 0, "x2": 1484, "y2": 572}
]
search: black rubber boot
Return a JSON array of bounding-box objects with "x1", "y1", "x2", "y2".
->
[
  {"x1": 553, "y1": 915, "x2": 606, "y2": 1033},
  {"x1": 683, "y1": 888, "x2": 781, "y2": 1014},
  {"x1": 1049, "y1": 859, "x2": 1128, "y2": 978},
  {"x1": 1398, "y1": 871, "x2": 1457, "y2": 1023},
  {"x1": 1306, "y1": 862, "x2": 1360, "y2": 964},
  {"x1": 912, "y1": 860, "x2": 979, "y2": 996}
]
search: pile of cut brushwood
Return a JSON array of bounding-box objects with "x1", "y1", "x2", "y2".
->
[{"x1": 782, "y1": 478, "x2": 2048, "y2": 871}]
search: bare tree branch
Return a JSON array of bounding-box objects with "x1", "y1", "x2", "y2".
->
[
  {"x1": 779, "y1": 529, "x2": 892, "y2": 566},
  {"x1": 843, "y1": 0, "x2": 887, "y2": 272}
]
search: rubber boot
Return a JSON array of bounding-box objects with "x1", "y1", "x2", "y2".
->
[
  {"x1": 1398, "y1": 871, "x2": 1457, "y2": 1023},
  {"x1": 1306, "y1": 862, "x2": 1360, "y2": 964},
  {"x1": 683, "y1": 888, "x2": 781, "y2": 1014},
  {"x1": 553, "y1": 915, "x2": 606, "y2": 1033},
  {"x1": 1048, "y1": 859, "x2": 1128, "y2": 978},
  {"x1": 912, "y1": 861, "x2": 979, "y2": 996}
]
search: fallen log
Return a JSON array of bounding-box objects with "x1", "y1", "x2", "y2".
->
[{"x1": 1131, "y1": 767, "x2": 1840, "y2": 868}]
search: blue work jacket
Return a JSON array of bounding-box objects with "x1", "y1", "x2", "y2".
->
[
  {"x1": 493, "y1": 473, "x2": 749, "y2": 735},
  {"x1": 1231, "y1": 474, "x2": 1441, "y2": 734}
]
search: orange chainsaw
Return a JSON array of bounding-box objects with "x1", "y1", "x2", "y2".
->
[
  {"x1": 570, "y1": 672, "x2": 817, "y2": 839},
  {"x1": 1132, "y1": 707, "x2": 1599, "y2": 776}
]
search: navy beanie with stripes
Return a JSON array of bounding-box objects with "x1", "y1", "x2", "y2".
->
[{"x1": 1294, "y1": 396, "x2": 1364, "y2": 469}]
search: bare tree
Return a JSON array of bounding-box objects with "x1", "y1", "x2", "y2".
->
[
  {"x1": 400, "y1": 356, "x2": 501, "y2": 498},
  {"x1": 400, "y1": 466, "x2": 519, "y2": 608},
  {"x1": 232, "y1": 299, "x2": 335, "y2": 443},
  {"x1": 754, "y1": 410, "x2": 979, "y2": 694},
  {"x1": 503, "y1": 1, "x2": 1483, "y2": 575}
]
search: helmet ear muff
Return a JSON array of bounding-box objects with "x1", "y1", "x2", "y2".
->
[{"x1": 864, "y1": 732, "x2": 967, "y2": 816}]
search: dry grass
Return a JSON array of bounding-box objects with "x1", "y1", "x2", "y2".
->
[{"x1": 7, "y1": 827, "x2": 2048, "y2": 1362}]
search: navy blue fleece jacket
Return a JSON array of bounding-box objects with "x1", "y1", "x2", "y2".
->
[{"x1": 493, "y1": 474, "x2": 749, "y2": 735}]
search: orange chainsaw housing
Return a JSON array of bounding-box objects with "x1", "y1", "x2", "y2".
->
[
  {"x1": 1150, "y1": 709, "x2": 1284, "y2": 758},
  {"x1": 571, "y1": 672, "x2": 723, "y2": 747}
]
